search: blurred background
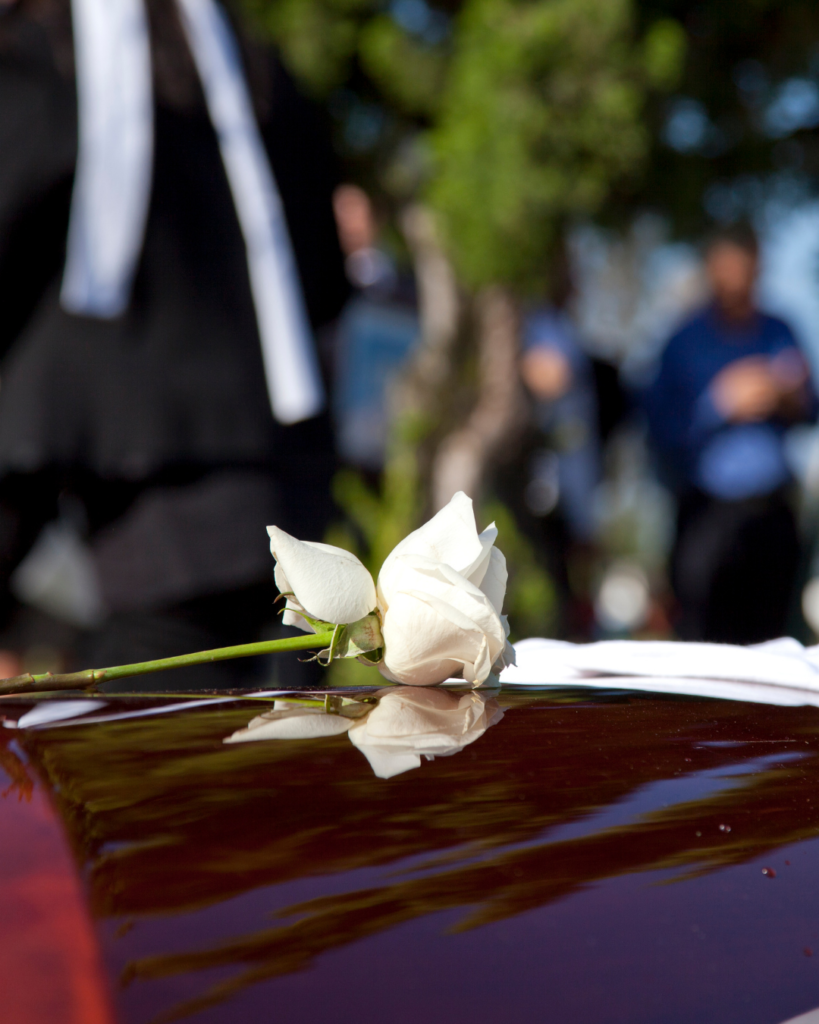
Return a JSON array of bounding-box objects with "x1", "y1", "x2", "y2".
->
[{"x1": 6, "y1": 0, "x2": 819, "y2": 683}]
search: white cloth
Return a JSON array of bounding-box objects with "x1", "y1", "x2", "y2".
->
[
  {"x1": 776, "y1": 1009, "x2": 819, "y2": 1024},
  {"x1": 62, "y1": 0, "x2": 153, "y2": 318},
  {"x1": 500, "y1": 636, "x2": 819, "y2": 708},
  {"x1": 62, "y1": 0, "x2": 325, "y2": 425}
]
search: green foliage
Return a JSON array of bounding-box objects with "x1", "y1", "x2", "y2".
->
[
  {"x1": 328, "y1": 444, "x2": 422, "y2": 579},
  {"x1": 359, "y1": 16, "x2": 448, "y2": 117},
  {"x1": 245, "y1": 0, "x2": 819, "y2": 254},
  {"x1": 634, "y1": 0, "x2": 819, "y2": 237},
  {"x1": 641, "y1": 18, "x2": 686, "y2": 90},
  {"x1": 240, "y1": 0, "x2": 449, "y2": 108},
  {"x1": 241, "y1": 0, "x2": 377, "y2": 94},
  {"x1": 427, "y1": 0, "x2": 666, "y2": 290},
  {"x1": 242, "y1": 0, "x2": 683, "y2": 278}
]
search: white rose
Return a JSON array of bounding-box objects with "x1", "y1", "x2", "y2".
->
[
  {"x1": 266, "y1": 491, "x2": 514, "y2": 687},
  {"x1": 347, "y1": 686, "x2": 504, "y2": 778},
  {"x1": 376, "y1": 492, "x2": 513, "y2": 686}
]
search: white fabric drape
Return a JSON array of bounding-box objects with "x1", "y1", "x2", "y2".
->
[
  {"x1": 62, "y1": 0, "x2": 153, "y2": 318},
  {"x1": 500, "y1": 636, "x2": 819, "y2": 708},
  {"x1": 62, "y1": 0, "x2": 325, "y2": 425},
  {"x1": 174, "y1": 0, "x2": 324, "y2": 424}
]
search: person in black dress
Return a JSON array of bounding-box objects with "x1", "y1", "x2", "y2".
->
[{"x1": 0, "y1": 0, "x2": 348, "y2": 687}]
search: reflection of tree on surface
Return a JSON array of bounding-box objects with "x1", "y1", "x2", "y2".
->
[{"x1": 18, "y1": 693, "x2": 819, "y2": 1023}]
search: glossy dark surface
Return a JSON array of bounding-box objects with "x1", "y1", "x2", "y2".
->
[
  {"x1": 3, "y1": 688, "x2": 819, "y2": 1024},
  {"x1": 0, "y1": 737, "x2": 114, "y2": 1024}
]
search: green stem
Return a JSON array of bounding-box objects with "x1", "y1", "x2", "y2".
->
[{"x1": 0, "y1": 631, "x2": 337, "y2": 697}]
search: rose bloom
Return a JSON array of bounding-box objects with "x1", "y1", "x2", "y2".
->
[{"x1": 267, "y1": 491, "x2": 514, "y2": 687}]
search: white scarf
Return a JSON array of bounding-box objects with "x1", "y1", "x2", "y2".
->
[{"x1": 61, "y1": 0, "x2": 325, "y2": 425}]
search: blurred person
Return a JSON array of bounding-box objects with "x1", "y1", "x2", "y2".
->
[
  {"x1": 645, "y1": 224, "x2": 816, "y2": 644},
  {"x1": 332, "y1": 184, "x2": 418, "y2": 472},
  {"x1": 515, "y1": 252, "x2": 605, "y2": 637},
  {"x1": 520, "y1": 311, "x2": 601, "y2": 544},
  {"x1": 0, "y1": 0, "x2": 347, "y2": 686}
]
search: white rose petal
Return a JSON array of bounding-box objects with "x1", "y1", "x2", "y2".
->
[
  {"x1": 463, "y1": 522, "x2": 501, "y2": 588},
  {"x1": 477, "y1": 546, "x2": 508, "y2": 616},
  {"x1": 270, "y1": 562, "x2": 312, "y2": 632},
  {"x1": 378, "y1": 491, "x2": 491, "y2": 609},
  {"x1": 267, "y1": 527, "x2": 377, "y2": 626},
  {"x1": 224, "y1": 705, "x2": 353, "y2": 743},
  {"x1": 348, "y1": 686, "x2": 503, "y2": 778},
  {"x1": 379, "y1": 555, "x2": 507, "y2": 686}
]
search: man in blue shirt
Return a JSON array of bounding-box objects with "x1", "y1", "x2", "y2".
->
[{"x1": 645, "y1": 225, "x2": 817, "y2": 643}]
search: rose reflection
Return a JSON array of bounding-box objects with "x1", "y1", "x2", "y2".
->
[{"x1": 225, "y1": 687, "x2": 504, "y2": 779}]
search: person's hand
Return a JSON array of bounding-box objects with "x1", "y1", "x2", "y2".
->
[
  {"x1": 710, "y1": 356, "x2": 782, "y2": 422},
  {"x1": 521, "y1": 347, "x2": 573, "y2": 402}
]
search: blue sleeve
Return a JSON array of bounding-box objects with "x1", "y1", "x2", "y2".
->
[{"x1": 766, "y1": 318, "x2": 819, "y2": 424}]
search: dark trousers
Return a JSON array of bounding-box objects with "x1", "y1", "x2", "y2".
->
[
  {"x1": 0, "y1": 468, "x2": 328, "y2": 691},
  {"x1": 670, "y1": 488, "x2": 801, "y2": 645}
]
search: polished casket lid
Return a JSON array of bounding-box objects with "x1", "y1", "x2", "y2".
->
[{"x1": 1, "y1": 685, "x2": 817, "y2": 1024}]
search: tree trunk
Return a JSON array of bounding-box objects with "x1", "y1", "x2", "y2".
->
[
  {"x1": 395, "y1": 204, "x2": 461, "y2": 420},
  {"x1": 431, "y1": 285, "x2": 526, "y2": 509}
]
